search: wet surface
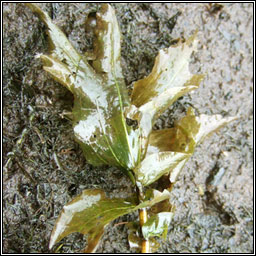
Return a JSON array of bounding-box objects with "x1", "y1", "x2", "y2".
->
[{"x1": 3, "y1": 3, "x2": 253, "y2": 253}]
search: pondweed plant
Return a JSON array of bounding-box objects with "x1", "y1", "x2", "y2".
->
[{"x1": 27, "y1": 3, "x2": 236, "y2": 253}]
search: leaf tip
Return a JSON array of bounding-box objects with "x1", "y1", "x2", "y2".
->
[
  {"x1": 26, "y1": 3, "x2": 49, "y2": 24},
  {"x1": 48, "y1": 237, "x2": 55, "y2": 251}
]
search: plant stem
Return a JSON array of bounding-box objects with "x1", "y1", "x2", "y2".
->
[
  {"x1": 136, "y1": 182, "x2": 150, "y2": 253},
  {"x1": 139, "y1": 208, "x2": 150, "y2": 253}
]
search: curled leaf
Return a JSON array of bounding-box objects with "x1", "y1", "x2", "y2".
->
[
  {"x1": 175, "y1": 107, "x2": 238, "y2": 146},
  {"x1": 142, "y1": 107, "x2": 237, "y2": 185}
]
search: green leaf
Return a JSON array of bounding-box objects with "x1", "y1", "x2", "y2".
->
[
  {"x1": 49, "y1": 188, "x2": 171, "y2": 252},
  {"x1": 27, "y1": 3, "x2": 238, "y2": 253},
  {"x1": 134, "y1": 151, "x2": 190, "y2": 186},
  {"x1": 84, "y1": 228, "x2": 104, "y2": 253},
  {"x1": 142, "y1": 212, "x2": 174, "y2": 240},
  {"x1": 27, "y1": 3, "x2": 141, "y2": 175},
  {"x1": 149, "y1": 198, "x2": 175, "y2": 216},
  {"x1": 138, "y1": 107, "x2": 237, "y2": 186},
  {"x1": 175, "y1": 107, "x2": 238, "y2": 146},
  {"x1": 136, "y1": 189, "x2": 172, "y2": 209},
  {"x1": 126, "y1": 34, "x2": 204, "y2": 156},
  {"x1": 49, "y1": 189, "x2": 135, "y2": 252}
]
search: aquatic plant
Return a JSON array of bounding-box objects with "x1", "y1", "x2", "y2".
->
[{"x1": 27, "y1": 3, "x2": 236, "y2": 253}]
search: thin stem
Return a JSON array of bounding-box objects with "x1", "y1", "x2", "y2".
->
[
  {"x1": 141, "y1": 239, "x2": 150, "y2": 253},
  {"x1": 139, "y1": 208, "x2": 150, "y2": 253},
  {"x1": 136, "y1": 183, "x2": 150, "y2": 253}
]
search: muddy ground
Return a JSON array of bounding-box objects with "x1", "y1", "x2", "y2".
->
[{"x1": 3, "y1": 3, "x2": 253, "y2": 253}]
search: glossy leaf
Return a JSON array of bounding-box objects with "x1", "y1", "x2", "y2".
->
[
  {"x1": 141, "y1": 189, "x2": 174, "y2": 242},
  {"x1": 84, "y1": 228, "x2": 104, "y2": 253},
  {"x1": 49, "y1": 188, "x2": 171, "y2": 251},
  {"x1": 142, "y1": 212, "x2": 174, "y2": 240},
  {"x1": 126, "y1": 34, "x2": 204, "y2": 156},
  {"x1": 49, "y1": 189, "x2": 127, "y2": 251},
  {"x1": 27, "y1": 3, "x2": 238, "y2": 253},
  {"x1": 27, "y1": 3, "x2": 140, "y2": 175},
  {"x1": 137, "y1": 189, "x2": 172, "y2": 209},
  {"x1": 140, "y1": 107, "x2": 237, "y2": 185},
  {"x1": 175, "y1": 107, "x2": 237, "y2": 146},
  {"x1": 134, "y1": 151, "x2": 190, "y2": 186}
]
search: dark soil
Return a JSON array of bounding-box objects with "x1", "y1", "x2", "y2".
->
[{"x1": 3, "y1": 3, "x2": 253, "y2": 253}]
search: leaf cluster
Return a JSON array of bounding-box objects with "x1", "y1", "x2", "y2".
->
[{"x1": 27, "y1": 3, "x2": 236, "y2": 253}]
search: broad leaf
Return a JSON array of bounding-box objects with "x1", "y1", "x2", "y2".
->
[
  {"x1": 126, "y1": 34, "x2": 204, "y2": 157},
  {"x1": 49, "y1": 188, "x2": 171, "y2": 252},
  {"x1": 27, "y1": 3, "x2": 140, "y2": 175},
  {"x1": 134, "y1": 151, "x2": 190, "y2": 186},
  {"x1": 27, "y1": 3, "x2": 237, "y2": 253},
  {"x1": 137, "y1": 107, "x2": 237, "y2": 186}
]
